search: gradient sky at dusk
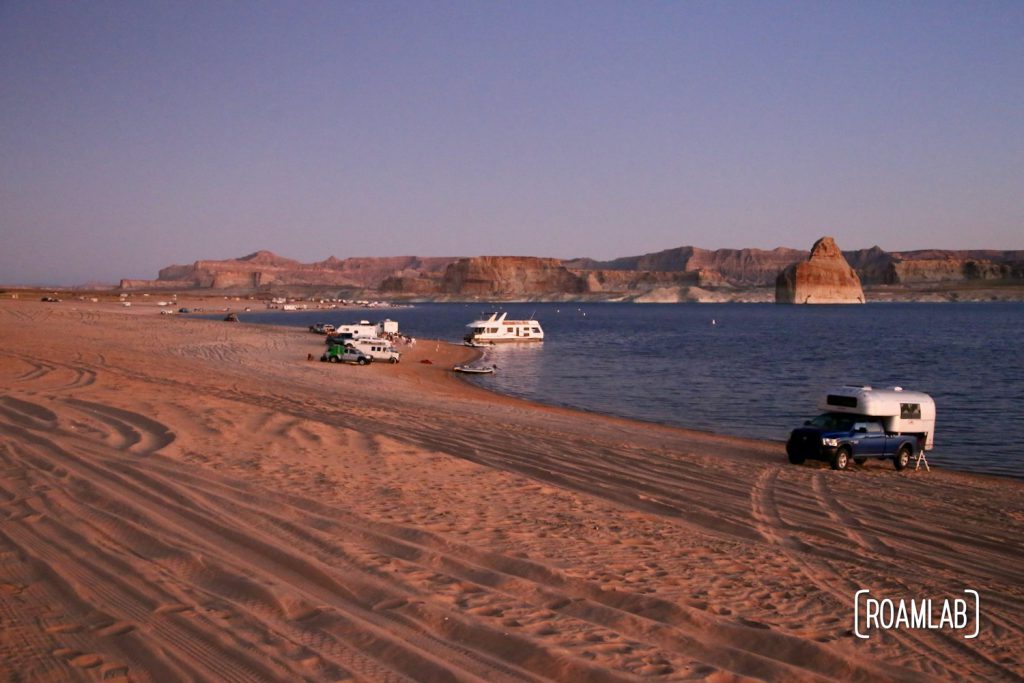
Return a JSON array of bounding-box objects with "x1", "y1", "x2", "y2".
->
[{"x1": 2, "y1": 1, "x2": 1022, "y2": 285}]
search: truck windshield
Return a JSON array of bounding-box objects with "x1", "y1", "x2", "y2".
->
[{"x1": 808, "y1": 413, "x2": 855, "y2": 431}]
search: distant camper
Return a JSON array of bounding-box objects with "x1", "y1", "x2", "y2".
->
[
  {"x1": 347, "y1": 338, "x2": 401, "y2": 364},
  {"x1": 334, "y1": 319, "x2": 399, "y2": 340}
]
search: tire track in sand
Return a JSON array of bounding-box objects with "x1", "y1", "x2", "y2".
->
[
  {"x1": 753, "y1": 465, "x2": 1022, "y2": 681},
  {"x1": 3, "y1": 423, "x2": 548, "y2": 683}
]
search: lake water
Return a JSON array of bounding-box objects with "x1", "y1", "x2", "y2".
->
[{"x1": 232, "y1": 302, "x2": 1024, "y2": 479}]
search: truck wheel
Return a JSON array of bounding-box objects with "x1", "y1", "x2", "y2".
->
[
  {"x1": 357, "y1": 357, "x2": 368, "y2": 366},
  {"x1": 831, "y1": 447, "x2": 850, "y2": 471},
  {"x1": 894, "y1": 445, "x2": 911, "y2": 471},
  {"x1": 390, "y1": 357, "x2": 398, "y2": 364},
  {"x1": 787, "y1": 452, "x2": 805, "y2": 465},
  {"x1": 329, "y1": 356, "x2": 338, "y2": 363},
  {"x1": 854, "y1": 457, "x2": 867, "y2": 466}
]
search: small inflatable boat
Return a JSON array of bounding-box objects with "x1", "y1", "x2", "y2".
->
[{"x1": 453, "y1": 365, "x2": 495, "y2": 374}]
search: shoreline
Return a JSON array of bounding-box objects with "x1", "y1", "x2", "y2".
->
[
  {"x1": 6, "y1": 295, "x2": 1022, "y2": 486},
  {"x1": 225, "y1": 303, "x2": 1024, "y2": 483},
  {"x1": 2, "y1": 298, "x2": 1022, "y2": 681}
]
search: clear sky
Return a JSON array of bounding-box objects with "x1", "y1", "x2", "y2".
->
[{"x1": 2, "y1": 1, "x2": 1022, "y2": 285}]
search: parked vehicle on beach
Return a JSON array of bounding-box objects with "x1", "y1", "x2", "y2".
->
[
  {"x1": 309, "y1": 322, "x2": 335, "y2": 334},
  {"x1": 464, "y1": 312, "x2": 543, "y2": 344},
  {"x1": 320, "y1": 344, "x2": 373, "y2": 365},
  {"x1": 348, "y1": 338, "x2": 401, "y2": 363},
  {"x1": 325, "y1": 332, "x2": 354, "y2": 345},
  {"x1": 334, "y1": 319, "x2": 399, "y2": 340},
  {"x1": 786, "y1": 386, "x2": 935, "y2": 471}
]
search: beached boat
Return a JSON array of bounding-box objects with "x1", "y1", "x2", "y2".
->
[
  {"x1": 464, "y1": 312, "x2": 543, "y2": 344},
  {"x1": 453, "y1": 365, "x2": 495, "y2": 374}
]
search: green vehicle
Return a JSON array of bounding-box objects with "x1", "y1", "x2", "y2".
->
[{"x1": 320, "y1": 344, "x2": 373, "y2": 365}]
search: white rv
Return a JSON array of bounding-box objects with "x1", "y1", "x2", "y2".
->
[
  {"x1": 819, "y1": 385, "x2": 936, "y2": 450},
  {"x1": 348, "y1": 338, "x2": 401, "y2": 363},
  {"x1": 334, "y1": 319, "x2": 399, "y2": 339}
]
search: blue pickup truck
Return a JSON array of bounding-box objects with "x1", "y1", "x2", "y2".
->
[
  {"x1": 787, "y1": 413, "x2": 918, "y2": 470},
  {"x1": 786, "y1": 386, "x2": 935, "y2": 472}
]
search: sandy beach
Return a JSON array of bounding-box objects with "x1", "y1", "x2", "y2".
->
[{"x1": 1, "y1": 299, "x2": 1021, "y2": 682}]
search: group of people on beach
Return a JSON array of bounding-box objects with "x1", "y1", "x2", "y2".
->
[{"x1": 380, "y1": 331, "x2": 416, "y2": 347}]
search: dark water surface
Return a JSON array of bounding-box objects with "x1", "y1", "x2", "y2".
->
[{"x1": 232, "y1": 302, "x2": 1024, "y2": 479}]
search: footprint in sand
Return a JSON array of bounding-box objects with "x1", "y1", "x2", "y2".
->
[
  {"x1": 96, "y1": 621, "x2": 136, "y2": 637},
  {"x1": 100, "y1": 665, "x2": 131, "y2": 681},
  {"x1": 70, "y1": 653, "x2": 103, "y2": 668},
  {"x1": 372, "y1": 598, "x2": 408, "y2": 611}
]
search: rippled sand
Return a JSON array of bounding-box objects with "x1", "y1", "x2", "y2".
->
[{"x1": 1, "y1": 298, "x2": 1022, "y2": 681}]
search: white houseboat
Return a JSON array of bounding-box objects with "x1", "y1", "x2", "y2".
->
[{"x1": 464, "y1": 312, "x2": 544, "y2": 344}]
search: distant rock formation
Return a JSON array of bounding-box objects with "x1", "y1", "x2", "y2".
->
[
  {"x1": 383, "y1": 256, "x2": 586, "y2": 298},
  {"x1": 123, "y1": 251, "x2": 456, "y2": 292},
  {"x1": 775, "y1": 237, "x2": 865, "y2": 304},
  {"x1": 844, "y1": 248, "x2": 1024, "y2": 285},
  {"x1": 122, "y1": 243, "x2": 1024, "y2": 301},
  {"x1": 566, "y1": 246, "x2": 806, "y2": 286},
  {"x1": 118, "y1": 278, "x2": 193, "y2": 290},
  {"x1": 440, "y1": 256, "x2": 585, "y2": 297},
  {"x1": 587, "y1": 244, "x2": 1024, "y2": 288},
  {"x1": 383, "y1": 259, "x2": 724, "y2": 299}
]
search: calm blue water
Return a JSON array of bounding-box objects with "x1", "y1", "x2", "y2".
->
[{"x1": 228, "y1": 303, "x2": 1024, "y2": 479}]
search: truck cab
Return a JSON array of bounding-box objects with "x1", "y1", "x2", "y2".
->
[
  {"x1": 309, "y1": 322, "x2": 335, "y2": 334},
  {"x1": 787, "y1": 386, "x2": 935, "y2": 471},
  {"x1": 320, "y1": 344, "x2": 373, "y2": 366}
]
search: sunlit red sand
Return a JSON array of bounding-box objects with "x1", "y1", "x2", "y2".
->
[{"x1": 0, "y1": 298, "x2": 1021, "y2": 681}]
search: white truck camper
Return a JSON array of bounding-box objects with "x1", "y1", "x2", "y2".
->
[
  {"x1": 348, "y1": 338, "x2": 401, "y2": 363},
  {"x1": 820, "y1": 386, "x2": 936, "y2": 451}
]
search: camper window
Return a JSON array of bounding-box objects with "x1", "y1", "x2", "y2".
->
[
  {"x1": 827, "y1": 394, "x2": 858, "y2": 409},
  {"x1": 900, "y1": 403, "x2": 922, "y2": 419}
]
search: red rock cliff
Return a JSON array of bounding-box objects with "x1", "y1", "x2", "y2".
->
[
  {"x1": 440, "y1": 257, "x2": 586, "y2": 297},
  {"x1": 124, "y1": 244, "x2": 1023, "y2": 299},
  {"x1": 132, "y1": 251, "x2": 456, "y2": 291}
]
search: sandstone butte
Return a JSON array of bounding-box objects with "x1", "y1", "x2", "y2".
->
[
  {"x1": 775, "y1": 237, "x2": 865, "y2": 304},
  {"x1": 116, "y1": 243, "x2": 1024, "y2": 302}
]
